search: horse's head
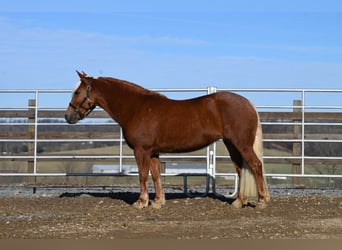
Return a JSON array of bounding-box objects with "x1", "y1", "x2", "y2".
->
[{"x1": 65, "y1": 71, "x2": 96, "y2": 124}]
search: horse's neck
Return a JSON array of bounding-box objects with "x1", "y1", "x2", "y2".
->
[{"x1": 93, "y1": 79, "x2": 146, "y2": 126}]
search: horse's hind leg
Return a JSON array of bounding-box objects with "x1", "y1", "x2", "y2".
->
[
  {"x1": 223, "y1": 139, "x2": 247, "y2": 208},
  {"x1": 238, "y1": 146, "x2": 269, "y2": 206},
  {"x1": 150, "y1": 155, "x2": 166, "y2": 209}
]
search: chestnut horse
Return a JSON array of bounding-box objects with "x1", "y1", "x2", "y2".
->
[{"x1": 65, "y1": 71, "x2": 270, "y2": 209}]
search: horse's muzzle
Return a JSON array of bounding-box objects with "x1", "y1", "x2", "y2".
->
[{"x1": 65, "y1": 113, "x2": 78, "y2": 124}]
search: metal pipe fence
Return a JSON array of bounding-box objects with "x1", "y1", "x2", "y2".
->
[{"x1": 0, "y1": 88, "x2": 342, "y2": 195}]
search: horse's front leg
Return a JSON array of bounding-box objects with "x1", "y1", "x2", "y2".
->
[
  {"x1": 133, "y1": 148, "x2": 150, "y2": 209},
  {"x1": 150, "y1": 156, "x2": 165, "y2": 209}
]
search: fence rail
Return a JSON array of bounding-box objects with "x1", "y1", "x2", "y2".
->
[{"x1": 1, "y1": 88, "x2": 342, "y2": 195}]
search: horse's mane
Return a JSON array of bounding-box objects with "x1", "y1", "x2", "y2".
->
[{"x1": 97, "y1": 77, "x2": 167, "y2": 99}]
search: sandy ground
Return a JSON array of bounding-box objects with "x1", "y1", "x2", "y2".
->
[{"x1": 0, "y1": 186, "x2": 341, "y2": 239}]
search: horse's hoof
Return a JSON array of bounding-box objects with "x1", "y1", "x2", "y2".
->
[
  {"x1": 151, "y1": 200, "x2": 166, "y2": 209},
  {"x1": 133, "y1": 200, "x2": 149, "y2": 209},
  {"x1": 231, "y1": 198, "x2": 243, "y2": 209},
  {"x1": 265, "y1": 195, "x2": 271, "y2": 203},
  {"x1": 256, "y1": 201, "x2": 267, "y2": 210}
]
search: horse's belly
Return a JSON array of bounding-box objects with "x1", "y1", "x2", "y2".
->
[{"x1": 156, "y1": 130, "x2": 220, "y2": 153}]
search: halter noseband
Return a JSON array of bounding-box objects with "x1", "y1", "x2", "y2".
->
[{"x1": 69, "y1": 84, "x2": 96, "y2": 119}]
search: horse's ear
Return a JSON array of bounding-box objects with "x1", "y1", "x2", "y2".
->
[{"x1": 76, "y1": 70, "x2": 88, "y2": 82}]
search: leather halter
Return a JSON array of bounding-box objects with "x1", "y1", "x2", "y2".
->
[{"x1": 69, "y1": 84, "x2": 96, "y2": 119}]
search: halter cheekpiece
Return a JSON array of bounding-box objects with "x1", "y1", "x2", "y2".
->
[{"x1": 69, "y1": 84, "x2": 95, "y2": 119}]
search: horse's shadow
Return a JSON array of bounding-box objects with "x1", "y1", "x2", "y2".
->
[{"x1": 59, "y1": 191, "x2": 235, "y2": 206}]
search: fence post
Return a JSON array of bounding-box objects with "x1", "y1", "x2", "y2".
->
[
  {"x1": 28, "y1": 99, "x2": 36, "y2": 183},
  {"x1": 292, "y1": 99, "x2": 302, "y2": 186}
]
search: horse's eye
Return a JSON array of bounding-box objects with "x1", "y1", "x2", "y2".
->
[{"x1": 74, "y1": 91, "x2": 80, "y2": 95}]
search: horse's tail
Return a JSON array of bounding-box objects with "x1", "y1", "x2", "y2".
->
[{"x1": 239, "y1": 108, "x2": 269, "y2": 202}]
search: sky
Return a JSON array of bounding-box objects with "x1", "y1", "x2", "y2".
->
[{"x1": 0, "y1": 0, "x2": 342, "y2": 107}]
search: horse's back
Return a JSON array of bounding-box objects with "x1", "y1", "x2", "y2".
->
[{"x1": 150, "y1": 91, "x2": 258, "y2": 131}]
